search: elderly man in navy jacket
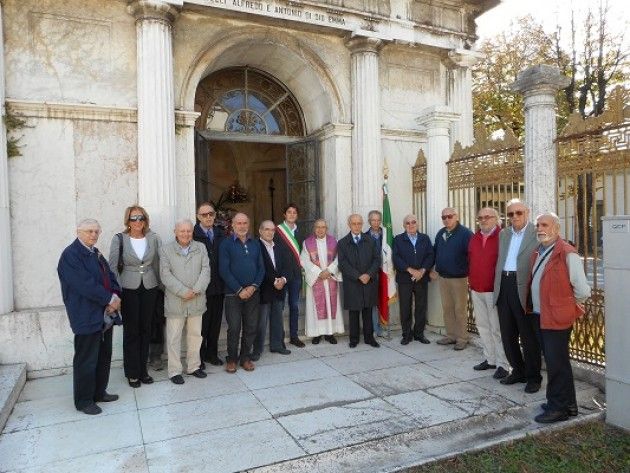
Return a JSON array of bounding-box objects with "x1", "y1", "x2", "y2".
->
[
  {"x1": 57, "y1": 219, "x2": 122, "y2": 415},
  {"x1": 393, "y1": 214, "x2": 434, "y2": 345}
]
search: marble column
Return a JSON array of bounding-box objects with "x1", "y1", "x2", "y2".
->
[
  {"x1": 0, "y1": 2, "x2": 14, "y2": 314},
  {"x1": 346, "y1": 36, "x2": 383, "y2": 220},
  {"x1": 128, "y1": 0, "x2": 179, "y2": 238},
  {"x1": 447, "y1": 49, "x2": 483, "y2": 149},
  {"x1": 174, "y1": 110, "x2": 201, "y2": 221},
  {"x1": 512, "y1": 65, "x2": 569, "y2": 219}
]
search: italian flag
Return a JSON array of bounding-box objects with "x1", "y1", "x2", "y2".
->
[{"x1": 378, "y1": 181, "x2": 397, "y2": 326}]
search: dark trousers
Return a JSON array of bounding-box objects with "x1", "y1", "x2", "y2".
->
[
  {"x1": 497, "y1": 274, "x2": 542, "y2": 383},
  {"x1": 349, "y1": 307, "x2": 375, "y2": 344},
  {"x1": 225, "y1": 293, "x2": 259, "y2": 363},
  {"x1": 122, "y1": 283, "x2": 158, "y2": 379},
  {"x1": 286, "y1": 277, "x2": 302, "y2": 338},
  {"x1": 254, "y1": 299, "x2": 286, "y2": 354},
  {"x1": 200, "y1": 293, "x2": 224, "y2": 361},
  {"x1": 398, "y1": 281, "x2": 428, "y2": 340},
  {"x1": 73, "y1": 328, "x2": 113, "y2": 410},
  {"x1": 535, "y1": 316, "x2": 576, "y2": 412},
  {"x1": 149, "y1": 289, "x2": 165, "y2": 362}
]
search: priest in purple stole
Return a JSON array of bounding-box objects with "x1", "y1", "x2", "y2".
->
[{"x1": 300, "y1": 219, "x2": 344, "y2": 344}]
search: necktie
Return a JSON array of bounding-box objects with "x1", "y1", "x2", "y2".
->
[
  {"x1": 354, "y1": 235, "x2": 360, "y2": 244},
  {"x1": 207, "y1": 229, "x2": 213, "y2": 243}
]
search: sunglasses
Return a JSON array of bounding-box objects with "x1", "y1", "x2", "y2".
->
[
  {"x1": 198, "y1": 211, "x2": 215, "y2": 218},
  {"x1": 507, "y1": 210, "x2": 525, "y2": 218},
  {"x1": 477, "y1": 215, "x2": 495, "y2": 221},
  {"x1": 441, "y1": 214, "x2": 455, "y2": 220},
  {"x1": 404, "y1": 220, "x2": 417, "y2": 225},
  {"x1": 128, "y1": 215, "x2": 146, "y2": 222}
]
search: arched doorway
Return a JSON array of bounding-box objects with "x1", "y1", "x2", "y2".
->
[{"x1": 194, "y1": 66, "x2": 318, "y2": 230}]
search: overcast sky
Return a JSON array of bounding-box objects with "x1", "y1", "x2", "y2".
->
[{"x1": 476, "y1": 0, "x2": 629, "y2": 45}]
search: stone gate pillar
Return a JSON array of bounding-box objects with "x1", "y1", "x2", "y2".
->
[
  {"x1": 0, "y1": 2, "x2": 14, "y2": 314},
  {"x1": 128, "y1": 0, "x2": 179, "y2": 238},
  {"x1": 447, "y1": 49, "x2": 483, "y2": 150},
  {"x1": 346, "y1": 36, "x2": 383, "y2": 219},
  {"x1": 512, "y1": 65, "x2": 569, "y2": 219}
]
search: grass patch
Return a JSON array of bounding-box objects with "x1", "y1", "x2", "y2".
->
[{"x1": 408, "y1": 420, "x2": 630, "y2": 473}]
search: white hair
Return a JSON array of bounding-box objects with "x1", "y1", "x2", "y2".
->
[
  {"x1": 174, "y1": 218, "x2": 194, "y2": 230},
  {"x1": 77, "y1": 218, "x2": 101, "y2": 230},
  {"x1": 506, "y1": 198, "x2": 529, "y2": 209},
  {"x1": 403, "y1": 214, "x2": 418, "y2": 224},
  {"x1": 536, "y1": 212, "x2": 560, "y2": 226}
]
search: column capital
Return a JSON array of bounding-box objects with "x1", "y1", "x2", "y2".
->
[
  {"x1": 416, "y1": 106, "x2": 460, "y2": 131},
  {"x1": 128, "y1": 0, "x2": 180, "y2": 24},
  {"x1": 175, "y1": 110, "x2": 201, "y2": 128},
  {"x1": 345, "y1": 35, "x2": 383, "y2": 55},
  {"x1": 511, "y1": 64, "x2": 570, "y2": 97},
  {"x1": 446, "y1": 48, "x2": 484, "y2": 69}
]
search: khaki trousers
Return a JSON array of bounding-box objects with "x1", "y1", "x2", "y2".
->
[
  {"x1": 438, "y1": 276, "x2": 469, "y2": 344},
  {"x1": 166, "y1": 316, "x2": 202, "y2": 378}
]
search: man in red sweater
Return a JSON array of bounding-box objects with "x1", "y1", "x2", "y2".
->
[{"x1": 468, "y1": 208, "x2": 508, "y2": 380}]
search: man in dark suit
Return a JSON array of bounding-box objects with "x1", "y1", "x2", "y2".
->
[
  {"x1": 274, "y1": 203, "x2": 308, "y2": 347},
  {"x1": 252, "y1": 220, "x2": 292, "y2": 359},
  {"x1": 57, "y1": 218, "x2": 121, "y2": 415},
  {"x1": 193, "y1": 202, "x2": 225, "y2": 367},
  {"x1": 338, "y1": 213, "x2": 381, "y2": 348},
  {"x1": 493, "y1": 199, "x2": 542, "y2": 393},
  {"x1": 392, "y1": 214, "x2": 434, "y2": 345}
]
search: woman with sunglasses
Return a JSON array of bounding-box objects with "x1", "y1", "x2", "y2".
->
[{"x1": 109, "y1": 206, "x2": 162, "y2": 388}]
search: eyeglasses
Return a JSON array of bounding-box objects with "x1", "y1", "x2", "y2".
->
[
  {"x1": 507, "y1": 210, "x2": 525, "y2": 218},
  {"x1": 198, "y1": 211, "x2": 215, "y2": 218},
  {"x1": 441, "y1": 214, "x2": 455, "y2": 220},
  {"x1": 477, "y1": 215, "x2": 495, "y2": 221},
  {"x1": 128, "y1": 215, "x2": 146, "y2": 222},
  {"x1": 404, "y1": 220, "x2": 417, "y2": 225}
]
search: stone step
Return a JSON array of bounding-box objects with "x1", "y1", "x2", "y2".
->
[{"x1": 0, "y1": 364, "x2": 27, "y2": 433}]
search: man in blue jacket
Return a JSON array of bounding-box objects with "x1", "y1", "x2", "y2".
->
[
  {"x1": 57, "y1": 219, "x2": 122, "y2": 415},
  {"x1": 393, "y1": 214, "x2": 434, "y2": 345},
  {"x1": 219, "y1": 212, "x2": 265, "y2": 373},
  {"x1": 430, "y1": 208, "x2": 473, "y2": 350}
]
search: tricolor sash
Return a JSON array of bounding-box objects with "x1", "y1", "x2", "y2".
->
[
  {"x1": 304, "y1": 235, "x2": 338, "y2": 320},
  {"x1": 276, "y1": 222, "x2": 301, "y2": 265}
]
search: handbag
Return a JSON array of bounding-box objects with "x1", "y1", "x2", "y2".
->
[{"x1": 116, "y1": 233, "x2": 124, "y2": 274}]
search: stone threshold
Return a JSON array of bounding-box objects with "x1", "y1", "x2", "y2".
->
[{"x1": 0, "y1": 364, "x2": 26, "y2": 433}]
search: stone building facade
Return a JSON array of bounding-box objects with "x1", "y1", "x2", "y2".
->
[{"x1": 0, "y1": 0, "x2": 496, "y2": 372}]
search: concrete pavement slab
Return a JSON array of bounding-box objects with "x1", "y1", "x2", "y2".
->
[
  {"x1": 426, "y1": 381, "x2": 516, "y2": 416},
  {"x1": 319, "y1": 346, "x2": 418, "y2": 375},
  {"x1": 236, "y1": 358, "x2": 339, "y2": 390},
  {"x1": 383, "y1": 390, "x2": 469, "y2": 427}
]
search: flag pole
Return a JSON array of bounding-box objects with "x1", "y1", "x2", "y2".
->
[{"x1": 383, "y1": 160, "x2": 392, "y2": 340}]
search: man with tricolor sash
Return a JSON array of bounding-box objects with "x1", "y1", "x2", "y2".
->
[
  {"x1": 274, "y1": 203, "x2": 308, "y2": 347},
  {"x1": 300, "y1": 219, "x2": 344, "y2": 343}
]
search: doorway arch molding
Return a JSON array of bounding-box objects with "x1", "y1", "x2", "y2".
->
[{"x1": 179, "y1": 26, "x2": 346, "y2": 133}]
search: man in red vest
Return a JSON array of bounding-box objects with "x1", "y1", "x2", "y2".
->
[
  {"x1": 468, "y1": 207, "x2": 509, "y2": 379},
  {"x1": 529, "y1": 212, "x2": 591, "y2": 423}
]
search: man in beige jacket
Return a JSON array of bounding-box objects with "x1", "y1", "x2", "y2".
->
[{"x1": 160, "y1": 219, "x2": 211, "y2": 384}]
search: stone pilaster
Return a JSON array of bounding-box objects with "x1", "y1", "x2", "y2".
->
[
  {"x1": 512, "y1": 65, "x2": 569, "y2": 219},
  {"x1": 346, "y1": 36, "x2": 383, "y2": 220},
  {"x1": 128, "y1": 0, "x2": 180, "y2": 238},
  {"x1": 0, "y1": 2, "x2": 14, "y2": 314},
  {"x1": 174, "y1": 110, "x2": 201, "y2": 221},
  {"x1": 447, "y1": 49, "x2": 483, "y2": 149}
]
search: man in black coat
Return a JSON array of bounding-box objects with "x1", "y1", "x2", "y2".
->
[
  {"x1": 338, "y1": 213, "x2": 381, "y2": 348},
  {"x1": 392, "y1": 214, "x2": 434, "y2": 345},
  {"x1": 252, "y1": 220, "x2": 292, "y2": 359},
  {"x1": 193, "y1": 202, "x2": 226, "y2": 366}
]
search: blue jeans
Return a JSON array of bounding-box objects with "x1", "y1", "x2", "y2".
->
[
  {"x1": 286, "y1": 278, "x2": 302, "y2": 338},
  {"x1": 253, "y1": 299, "x2": 286, "y2": 354}
]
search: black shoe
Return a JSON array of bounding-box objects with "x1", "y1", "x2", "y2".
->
[
  {"x1": 94, "y1": 393, "x2": 118, "y2": 403},
  {"x1": 535, "y1": 410, "x2": 569, "y2": 423},
  {"x1": 524, "y1": 381, "x2": 541, "y2": 393},
  {"x1": 493, "y1": 367, "x2": 509, "y2": 379},
  {"x1": 349, "y1": 342, "x2": 358, "y2": 348},
  {"x1": 170, "y1": 375, "x2": 185, "y2": 385},
  {"x1": 416, "y1": 335, "x2": 431, "y2": 344},
  {"x1": 141, "y1": 375, "x2": 154, "y2": 385},
  {"x1": 500, "y1": 373, "x2": 526, "y2": 385},
  {"x1": 473, "y1": 360, "x2": 497, "y2": 371},
  {"x1": 79, "y1": 403, "x2": 102, "y2": 415},
  {"x1": 541, "y1": 403, "x2": 578, "y2": 417},
  {"x1": 270, "y1": 348, "x2": 291, "y2": 355},
  {"x1": 325, "y1": 335, "x2": 337, "y2": 344},
  {"x1": 312, "y1": 336, "x2": 321, "y2": 345},
  {"x1": 200, "y1": 361, "x2": 206, "y2": 370},
  {"x1": 208, "y1": 357, "x2": 224, "y2": 366},
  {"x1": 290, "y1": 337, "x2": 305, "y2": 348},
  {"x1": 368, "y1": 340, "x2": 380, "y2": 348},
  {"x1": 401, "y1": 337, "x2": 411, "y2": 345},
  {"x1": 190, "y1": 369, "x2": 207, "y2": 378},
  {"x1": 128, "y1": 378, "x2": 141, "y2": 388},
  {"x1": 250, "y1": 352, "x2": 261, "y2": 361}
]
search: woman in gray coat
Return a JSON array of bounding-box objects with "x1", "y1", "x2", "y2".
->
[{"x1": 109, "y1": 206, "x2": 161, "y2": 388}]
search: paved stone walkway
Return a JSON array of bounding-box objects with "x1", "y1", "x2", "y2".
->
[{"x1": 0, "y1": 331, "x2": 602, "y2": 473}]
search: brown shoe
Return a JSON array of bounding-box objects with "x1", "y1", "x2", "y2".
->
[
  {"x1": 240, "y1": 359, "x2": 255, "y2": 371},
  {"x1": 436, "y1": 337, "x2": 456, "y2": 345},
  {"x1": 454, "y1": 341, "x2": 468, "y2": 350},
  {"x1": 225, "y1": 361, "x2": 237, "y2": 374}
]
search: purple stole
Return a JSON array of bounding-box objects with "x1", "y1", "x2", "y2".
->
[{"x1": 304, "y1": 235, "x2": 338, "y2": 320}]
